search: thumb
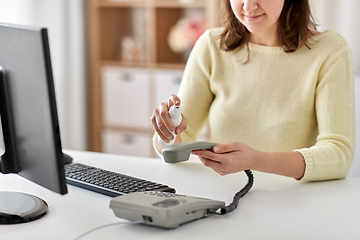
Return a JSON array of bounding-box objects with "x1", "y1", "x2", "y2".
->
[{"x1": 213, "y1": 142, "x2": 240, "y2": 154}]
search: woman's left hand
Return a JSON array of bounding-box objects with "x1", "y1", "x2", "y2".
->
[{"x1": 191, "y1": 141, "x2": 261, "y2": 175}]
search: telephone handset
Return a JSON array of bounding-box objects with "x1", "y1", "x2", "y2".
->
[
  {"x1": 162, "y1": 141, "x2": 254, "y2": 216},
  {"x1": 162, "y1": 141, "x2": 218, "y2": 163}
]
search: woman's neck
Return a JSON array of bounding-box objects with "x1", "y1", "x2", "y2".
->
[{"x1": 250, "y1": 30, "x2": 280, "y2": 46}]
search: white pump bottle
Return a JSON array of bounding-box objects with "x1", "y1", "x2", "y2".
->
[{"x1": 158, "y1": 104, "x2": 182, "y2": 146}]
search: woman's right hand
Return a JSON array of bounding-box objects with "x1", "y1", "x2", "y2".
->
[{"x1": 150, "y1": 94, "x2": 187, "y2": 146}]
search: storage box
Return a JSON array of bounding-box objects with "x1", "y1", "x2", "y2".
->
[
  {"x1": 101, "y1": 67, "x2": 150, "y2": 128},
  {"x1": 102, "y1": 130, "x2": 152, "y2": 157},
  {"x1": 154, "y1": 69, "x2": 183, "y2": 106}
]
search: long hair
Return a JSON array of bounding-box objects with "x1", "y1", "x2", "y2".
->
[{"x1": 219, "y1": 0, "x2": 317, "y2": 59}]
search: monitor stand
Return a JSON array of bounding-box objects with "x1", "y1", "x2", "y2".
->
[
  {"x1": 0, "y1": 191, "x2": 48, "y2": 224},
  {"x1": 0, "y1": 69, "x2": 48, "y2": 224}
]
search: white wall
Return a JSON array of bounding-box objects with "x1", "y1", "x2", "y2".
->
[
  {"x1": 310, "y1": 0, "x2": 360, "y2": 73},
  {"x1": 350, "y1": 73, "x2": 360, "y2": 177},
  {"x1": 310, "y1": 1, "x2": 360, "y2": 177},
  {"x1": 0, "y1": 0, "x2": 87, "y2": 151}
]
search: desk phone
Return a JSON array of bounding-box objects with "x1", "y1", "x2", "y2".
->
[
  {"x1": 110, "y1": 191, "x2": 225, "y2": 229},
  {"x1": 110, "y1": 141, "x2": 253, "y2": 229}
]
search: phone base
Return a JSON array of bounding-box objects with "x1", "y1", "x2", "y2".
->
[{"x1": 110, "y1": 191, "x2": 225, "y2": 229}]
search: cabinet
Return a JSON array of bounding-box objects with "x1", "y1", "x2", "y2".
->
[{"x1": 85, "y1": 0, "x2": 222, "y2": 156}]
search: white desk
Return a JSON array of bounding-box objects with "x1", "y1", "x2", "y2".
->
[{"x1": 1, "y1": 150, "x2": 360, "y2": 240}]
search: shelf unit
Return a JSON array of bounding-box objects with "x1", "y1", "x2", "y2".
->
[{"x1": 85, "y1": 0, "x2": 222, "y2": 157}]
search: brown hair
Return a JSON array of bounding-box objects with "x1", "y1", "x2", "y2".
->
[{"x1": 219, "y1": 0, "x2": 317, "y2": 57}]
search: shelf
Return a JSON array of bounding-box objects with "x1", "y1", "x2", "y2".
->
[
  {"x1": 85, "y1": 0, "x2": 220, "y2": 153},
  {"x1": 101, "y1": 61, "x2": 149, "y2": 69},
  {"x1": 154, "y1": 63, "x2": 185, "y2": 70},
  {"x1": 98, "y1": 0, "x2": 149, "y2": 7},
  {"x1": 103, "y1": 125, "x2": 154, "y2": 134},
  {"x1": 155, "y1": 7, "x2": 206, "y2": 64},
  {"x1": 99, "y1": 7, "x2": 148, "y2": 63},
  {"x1": 101, "y1": 61, "x2": 185, "y2": 70},
  {"x1": 98, "y1": 0, "x2": 207, "y2": 8},
  {"x1": 153, "y1": 0, "x2": 206, "y2": 8}
]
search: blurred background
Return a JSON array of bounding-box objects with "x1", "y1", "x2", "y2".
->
[{"x1": 0, "y1": 0, "x2": 358, "y2": 176}]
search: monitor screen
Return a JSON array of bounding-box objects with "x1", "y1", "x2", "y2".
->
[{"x1": 0, "y1": 23, "x2": 70, "y2": 224}]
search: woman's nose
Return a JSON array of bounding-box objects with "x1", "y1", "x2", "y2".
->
[{"x1": 243, "y1": 0, "x2": 258, "y2": 13}]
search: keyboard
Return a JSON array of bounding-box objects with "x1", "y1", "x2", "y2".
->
[{"x1": 64, "y1": 163, "x2": 176, "y2": 197}]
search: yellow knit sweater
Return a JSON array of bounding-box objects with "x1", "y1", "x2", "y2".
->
[{"x1": 177, "y1": 28, "x2": 355, "y2": 182}]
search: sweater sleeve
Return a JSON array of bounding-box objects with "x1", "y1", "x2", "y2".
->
[
  {"x1": 177, "y1": 30, "x2": 215, "y2": 142},
  {"x1": 295, "y1": 45, "x2": 355, "y2": 181}
]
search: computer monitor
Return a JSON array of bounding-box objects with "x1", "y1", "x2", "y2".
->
[{"x1": 0, "y1": 23, "x2": 72, "y2": 224}]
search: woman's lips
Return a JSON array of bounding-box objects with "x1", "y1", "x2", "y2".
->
[{"x1": 244, "y1": 13, "x2": 265, "y2": 22}]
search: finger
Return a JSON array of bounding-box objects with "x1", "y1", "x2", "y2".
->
[
  {"x1": 175, "y1": 115, "x2": 187, "y2": 135},
  {"x1": 159, "y1": 102, "x2": 175, "y2": 131},
  {"x1": 151, "y1": 112, "x2": 170, "y2": 143},
  {"x1": 197, "y1": 156, "x2": 225, "y2": 174},
  {"x1": 212, "y1": 141, "x2": 240, "y2": 154},
  {"x1": 169, "y1": 94, "x2": 181, "y2": 107},
  {"x1": 192, "y1": 149, "x2": 222, "y2": 163},
  {"x1": 197, "y1": 155, "x2": 221, "y2": 167},
  {"x1": 153, "y1": 107, "x2": 174, "y2": 142},
  {"x1": 214, "y1": 169, "x2": 226, "y2": 176}
]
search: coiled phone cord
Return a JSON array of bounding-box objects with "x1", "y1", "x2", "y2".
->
[{"x1": 210, "y1": 170, "x2": 254, "y2": 215}]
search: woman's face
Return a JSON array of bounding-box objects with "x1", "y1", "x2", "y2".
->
[{"x1": 230, "y1": 0, "x2": 285, "y2": 44}]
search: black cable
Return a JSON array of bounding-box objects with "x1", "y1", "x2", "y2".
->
[{"x1": 210, "y1": 170, "x2": 254, "y2": 215}]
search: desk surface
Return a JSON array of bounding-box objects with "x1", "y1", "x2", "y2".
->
[{"x1": 1, "y1": 150, "x2": 360, "y2": 240}]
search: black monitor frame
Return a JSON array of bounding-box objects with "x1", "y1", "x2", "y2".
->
[{"x1": 0, "y1": 23, "x2": 69, "y2": 224}]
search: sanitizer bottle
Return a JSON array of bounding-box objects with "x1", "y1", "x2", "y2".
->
[{"x1": 158, "y1": 104, "x2": 182, "y2": 146}]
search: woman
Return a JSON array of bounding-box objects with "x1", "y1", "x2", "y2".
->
[{"x1": 151, "y1": 0, "x2": 355, "y2": 181}]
